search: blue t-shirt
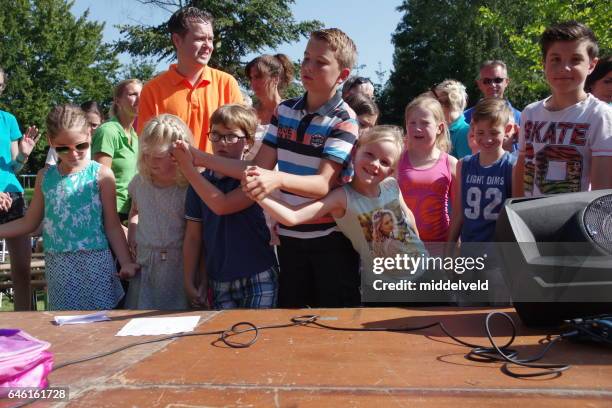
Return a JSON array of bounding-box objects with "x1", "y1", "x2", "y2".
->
[
  {"x1": 464, "y1": 100, "x2": 521, "y2": 125},
  {"x1": 184, "y1": 170, "x2": 277, "y2": 282},
  {"x1": 0, "y1": 110, "x2": 23, "y2": 192},
  {"x1": 460, "y1": 152, "x2": 515, "y2": 243},
  {"x1": 449, "y1": 115, "x2": 471, "y2": 159}
]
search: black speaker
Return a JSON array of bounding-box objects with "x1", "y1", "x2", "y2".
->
[{"x1": 495, "y1": 190, "x2": 612, "y2": 327}]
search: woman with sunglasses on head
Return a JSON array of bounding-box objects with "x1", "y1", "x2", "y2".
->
[
  {"x1": 0, "y1": 66, "x2": 39, "y2": 310},
  {"x1": 342, "y1": 76, "x2": 375, "y2": 100},
  {"x1": 244, "y1": 54, "x2": 294, "y2": 160},
  {"x1": 0, "y1": 104, "x2": 139, "y2": 310},
  {"x1": 92, "y1": 79, "x2": 142, "y2": 225}
]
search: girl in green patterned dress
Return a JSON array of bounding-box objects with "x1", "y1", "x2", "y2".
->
[{"x1": 0, "y1": 104, "x2": 139, "y2": 310}]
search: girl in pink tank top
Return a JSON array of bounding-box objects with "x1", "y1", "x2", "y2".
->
[{"x1": 397, "y1": 95, "x2": 457, "y2": 242}]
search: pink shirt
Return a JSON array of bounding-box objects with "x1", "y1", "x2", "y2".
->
[{"x1": 397, "y1": 151, "x2": 451, "y2": 242}]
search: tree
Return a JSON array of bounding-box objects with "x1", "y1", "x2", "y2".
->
[
  {"x1": 380, "y1": 0, "x2": 498, "y2": 125},
  {"x1": 114, "y1": 0, "x2": 322, "y2": 83},
  {"x1": 381, "y1": 0, "x2": 611, "y2": 126},
  {"x1": 120, "y1": 58, "x2": 159, "y2": 83},
  {"x1": 477, "y1": 0, "x2": 611, "y2": 103},
  {"x1": 0, "y1": 0, "x2": 120, "y2": 172}
]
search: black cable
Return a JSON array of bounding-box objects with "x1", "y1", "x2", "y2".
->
[{"x1": 7, "y1": 311, "x2": 579, "y2": 408}]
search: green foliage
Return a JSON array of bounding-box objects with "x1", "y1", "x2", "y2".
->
[
  {"x1": 0, "y1": 0, "x2": 120, "y2": 173},
  {"x1": 380, "y1": 0, "x2": 491, "y2": 125},
  {"x1": 381, "y1": 0, "x2": 610, "y2": 126},
  {"x1": 115, "y1": 0, "x2": 322, "y2": 83},
  {"x1": 477, "y1": 0, "x2": 611, "y2": 103},
  {"x1": 119, "y1": 58, "x2": 159, "y2": 83}
]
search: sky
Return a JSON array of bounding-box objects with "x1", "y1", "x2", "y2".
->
[{"x1": 70, "y1": 0, "x2": 404, "y2": 84}]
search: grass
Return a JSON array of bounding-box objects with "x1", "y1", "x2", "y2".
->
[
  {"x1": 24, "y1": 187, "x2": 33, "y2": 203},
  {"x1": 1, "y1": 291, "x2": 47, "y2": 312}
]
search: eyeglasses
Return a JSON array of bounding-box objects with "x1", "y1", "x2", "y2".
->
[
  {"x1": 481, "y1": 77, "x2": 506, "y2": 85},
  {"x1": 207, "y1": 131, "x2": 247, "y2": 144},
  {"x1": 55, "y1": 142, "x2": 90, "y2": 155}
]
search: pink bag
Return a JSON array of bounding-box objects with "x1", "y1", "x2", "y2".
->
[{"x1": 0, "y1": 329, "x2": 53, "y2": 395}]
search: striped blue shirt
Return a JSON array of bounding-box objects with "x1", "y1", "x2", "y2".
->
[{"x1": 263, "y1": 91, "x2": 359, "y2": 239}]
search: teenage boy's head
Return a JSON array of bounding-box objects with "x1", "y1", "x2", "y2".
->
[
  {"x1": 209, "y1": 104, "x2": 257, "y2": 160},
  {"x1": 168, "y1": 7, "x2": 215, "y2": 69},
  {"x1": 476, "y1": 60, "x2": 510, "y2": 99},
  {"x1": 540, "y1": 21, "x2": 599, "y2": 93},
  {"x1": 471, "y1": 98, "x2": 514, "y2": 152},
  {"x1": 301, "y1": 28, "x2": 356, "y2": 95}
]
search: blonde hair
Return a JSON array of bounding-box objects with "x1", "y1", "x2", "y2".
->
[
  {"x1": 138, "y1": 114, "x2": 193, "y2": 186},
  {"x1": 310, "y1": 28, "x2": 357, "y2": 71},
  {"x1": 210, "y1": 104, "x2": 258, "y2": 146},
  {"x1": 358, "y1": 125, "x2": 404, "y2": 166},
  {"x1": 433, "y1": 79, "x2": 468, "y2": 115},
  {"x1": 111, "y1": 78, "x2": 142, "y2": 117},
  {"x1": 372, "y1": 209, "x2": 397, "y2": 241},
  {"x1": 46, "y1": 104, "x2": 89, "y2": 139},
  {"x1": 404, "y1": 95, "x2": 451, "y2": 153},
  {"x1": 472, "y1": 97, "x2": 513, "y2": 127}
]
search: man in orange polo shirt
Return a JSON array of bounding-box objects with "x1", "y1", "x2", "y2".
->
[{"x1": 138, "y1": 7, "x2": 243, "y2": 152}]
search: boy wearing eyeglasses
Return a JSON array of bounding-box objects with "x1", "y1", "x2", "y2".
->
[
  {"x1": 174, "y1": 104, "x2": 278, "y2": 309},
  {"x1": 463, "y1": 60, "x2": 522, "y2": 126}
]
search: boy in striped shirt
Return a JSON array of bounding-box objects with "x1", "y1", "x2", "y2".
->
[{"x1": 184, "y1": 28, "x2": 361, "y2": 308}]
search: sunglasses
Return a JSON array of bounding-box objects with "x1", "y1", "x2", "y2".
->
[
  {"x1": 55, "y1": 142, "x2": 90, "y2": 155},
  {"x1": 208, "y1": 131, "x2": 247, "y2": 144},
  {"x1": 481, "y1": 77, "x2": 506, "y2": 85}
]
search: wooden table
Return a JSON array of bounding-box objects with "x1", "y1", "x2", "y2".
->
[{"x1": 1, "y1": 307, "x2": 611, "y2": 407}]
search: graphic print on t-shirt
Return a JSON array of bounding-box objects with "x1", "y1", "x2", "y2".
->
[
  {"x1": 522, "y1": 120, "x2": 589, "y2": 195},
  {"x1": 357, "y1": 199, "x2": 421, "y2": 259}
]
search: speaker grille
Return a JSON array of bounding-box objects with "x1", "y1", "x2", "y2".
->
[{"x1": 582, "y1": 194, "x2": 612, "y2": 255}]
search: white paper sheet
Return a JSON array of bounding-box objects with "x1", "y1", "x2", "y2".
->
[
  {"x1": 115, "y1": 316, "x2": 201, "y2": 336},
  {"x1": 54, "y1": 311, "x2": 111, "y2": 325}
]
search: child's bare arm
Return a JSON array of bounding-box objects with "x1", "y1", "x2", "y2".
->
[
  {"x1": 512, "y1": 151, "x2": 525, "y2": 197},
  {"x1": 186, "y1": 142, "x2": 277, "y2": 179},
  {"x1": 183, "y1": 220, "x2": 207, "y2": 308},
  {"x1": 0, "y1": 168, "x2": 45, "y2": 238},
  {"x1": 174, "y1": 141, "x2": 255, "y2": 215},
  {"x1": 257, "y1": 187, "x2": 346, "y2": 227},
  {"x1": 99, "y1": 166, "x2": 139, "y2": 278},
  {"x1": 447, "y1": 160, "x2": 464, "y2": 243},
  {"x1": 244, "y1": 158, "x2": 343, "y2": 201},
  {"x1": 127, "y1": 200, "x2": 139, "y2": 259},
  {"x1": 590, "y1": 156, "x2": 612, "y2": 190}
]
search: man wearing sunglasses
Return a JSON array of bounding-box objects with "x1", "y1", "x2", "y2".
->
[{"x1": 464, "y1": 60, "x2": 521, "y2": 125}]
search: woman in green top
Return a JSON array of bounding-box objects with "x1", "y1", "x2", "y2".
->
[{"x1": 92, "y1": 79, "x2": 142, "y2": 224}]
